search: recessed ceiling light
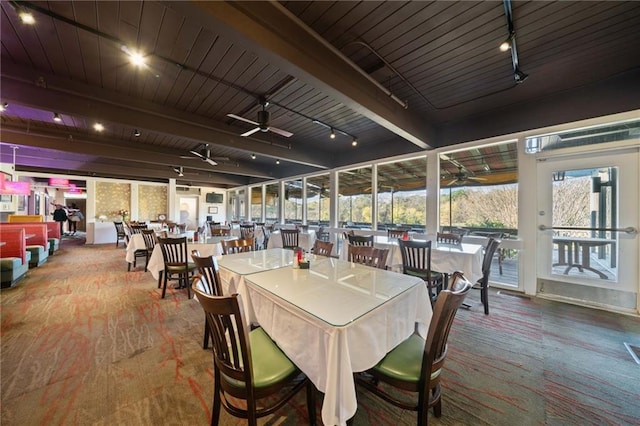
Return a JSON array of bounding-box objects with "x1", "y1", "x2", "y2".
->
[
  {"x1": 93, "y1": 123, "x2": 104, "y2": 132},
  {"x1": 53, "y1": 113, "x2": 62, "y2": 122},
  {"x1": 19, "y1": 11, "x2": 35, "y2": 25}
]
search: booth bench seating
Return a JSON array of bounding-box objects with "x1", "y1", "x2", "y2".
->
[
  {"x1": 0, "y1": 228, "x2": 31, "y2": 288},
  {"x1": 0, "y1": 223, "x2": 50, "y2": 267},
  {"x1": 7, "y1": 217, "x2": 60, "y2": 255}
]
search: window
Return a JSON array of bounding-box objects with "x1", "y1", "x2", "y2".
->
[
  {"x1": 283, "y1": 179, "x2": 303, "y2": 224},
  {"x1": 338, "y1": 166, "x2": 372, "y2": 228},
  {"x1": 265, "y1": 183, "x2": 279, "y2": 223},
  {"x1": 250, "y1": 186, "x2": 262, "y2": 221},
  {"x1": 306, "y1": 174, "x2": 330, "y2": 226},
  {"x1": 377, "y1": 157, "x2": 426, "y2": 231}
]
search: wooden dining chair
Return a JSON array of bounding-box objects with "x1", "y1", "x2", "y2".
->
[
  {"x1": 312, "y1": 240, "x2": 334, "y2": 257},
  {"x1": 463, "y1": 237, "x2": 501, "y2": 315},
  {"x1": 261, "y1": 225, "x2": 271, "y2": 249},
  {"x1": 157, "y1": 236, "x2": 197, "y2": 299},
  {"x1": 127, "y1": 228, "x2": 156, "y2": 272},
  {"x1": 436, "y1": 232, "x2": 462, "y2": 245},
  {"x1": 191, "y1": 250, "x2": 223, "y2": 349},
  {"x1": 191, "y1": 290, "x2": 317, "y2": 426},
  {"x1": 280, "y1": 229, "x2": 300, "y2": 250},
  {"x1": 355, "y1": 272, "x2": 472, "y2": 426},
  {"x1": 114, "y1": 221, "x2": 126, "y2": 248},
  {"x1": 347, "y1": 245, "x2": 389, "y2": 269},
  {"x1": 398, "y1": 239, "x2": 447, "y2": 306},
  {"x1": 347, "y1": 234, "x2": 374, "y2": 246},
  {"x1": 240, "y1": 223, "x2": 256, "y2": 239},
  {"x1": 387, "y1": 228, "x2": 408, "y2": 239},
  {"x1": 211, "y1": 227, "x2": 231, "y2": 236},
  {"x1": 221, "y1": 238, "x2": 254, "y2": 255}
]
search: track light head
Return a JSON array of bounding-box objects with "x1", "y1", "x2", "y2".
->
[
  {"x1": 276, "y1": 159, "x2": 280, "y2": 165},
  {"x1": 514, "y1": 67, "x2": 529, "y2": 83},
  {"x1": 250, "y1": 153, "x2": 256, "y2": 160},
  {"x1": 134, "y1": 129, "x2": 141, "y2": 137},
  {"x1": 0, "y1": 102, "x2": 7, "y2": 112},
  {"x1": 330, "y1": 128, "x2": 336, "y2": 139},
  {"x1": 53, "y1": 113, "x2": 62, "y2": 122},
  {"x1": 352, "y1": 139, "x2": 358, "y2": 147}
]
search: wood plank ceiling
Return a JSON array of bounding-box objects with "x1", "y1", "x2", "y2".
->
[{"x1": 1, "y1": 1, "x2": 639, "y2": 188}]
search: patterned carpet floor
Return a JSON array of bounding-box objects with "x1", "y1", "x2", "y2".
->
[{"x1": 1, "y1": 239, "x2": 639, "y2": 425}]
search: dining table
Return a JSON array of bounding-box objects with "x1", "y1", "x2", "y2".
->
[
  {"x1": 267, "y1": 229, "x2": 316, "y2": 252},
  {"x1": 340, "y1": 236, "x2": 485, "y2": 282},
  {"x1": 241, "y1": 256, "x2": 431, "y2": 426}
]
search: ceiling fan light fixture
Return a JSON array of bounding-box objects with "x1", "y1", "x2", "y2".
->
[{"x1": 53, "y1": 112, "x2": 62, "y2": 122}]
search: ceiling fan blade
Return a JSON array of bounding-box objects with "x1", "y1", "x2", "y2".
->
[
  {"x1": 268, "y1": 126, "x2": 293, "y2": 138},
  {"x1": 468, "y1": 176, "x2": 488, "y2": 181},
  {"x1": 189, "y1": 150, "x2": 204, "y2": 159},
  {"x1": 241, "y1": 127, "x2": 261, "y2": 137},
  {"x1": 444, "y1": 179, "x2": 459, "y2": 186},
  {"x1": 227, "y1": 113, "x2": 259, "y2": 126},
  {"x1": 204, "y1": 158, "x2": 218, "y2": 166}
]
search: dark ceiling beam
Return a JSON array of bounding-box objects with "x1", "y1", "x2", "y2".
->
[
  {"x1": 171, "y1": 1, "x2": 434, "y2": 149},
  {"x1": 0, "y1": 66, "x2": 331, "y2": 169},
  {"x1": 0, "y1": 149, "x2": 246, "y2": 187},
  {"x1": 0, "y1": 125, "x2": 272, "y2": 180}
]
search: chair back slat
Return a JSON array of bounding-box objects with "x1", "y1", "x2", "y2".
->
[
  {"x1": 191, "y1": 251, "x2": 223, "y2": 296},
  {"x1": 437, "y1": 232, "x2": 462, "y2": 245},
  {"x1": 421, "y1": 274, "x2": 472, "y2": 394},
  {"x1": 348, "y1": 245, "x2": 388, "y2": 269},
  {"x1": 280, "y1": 229, "x2": 300, "y2": 249},
  {"x1": 312, "y1": 240, "x2": 334, "y2": 257},
  {"x1": 347, "y1": 234, "x2": 374, "y2": 246},
  {"x1": 221, "y1": 238, "x2": 254, "y2": 255},
  {"x1": 398, "y1": 239, "x2": 432, "y2": 274}
]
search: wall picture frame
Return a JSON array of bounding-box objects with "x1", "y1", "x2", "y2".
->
[{"x1": 208, "y1": 206, "x2": 218, "y2": 214}]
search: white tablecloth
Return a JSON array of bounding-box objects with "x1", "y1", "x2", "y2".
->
[
  {"x1": 267, "y1": 230, "x2": 316, "y2": 252},
  {"x1": 243, "y1": 257, "x2": 430, "y2": 426},
  {"x1": 125, "y1": 234, "x2": 146, "y2": 263},
  {"x1": 340, "y1": 236, "x2": 484, "y2": 282}
]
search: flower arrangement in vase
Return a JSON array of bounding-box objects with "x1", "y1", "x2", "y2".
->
[{"x1": 117, "y1": 209, "x2": 129, "y2": 222}]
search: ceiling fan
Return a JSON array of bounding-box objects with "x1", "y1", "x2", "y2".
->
[
  {"x1": 180, "y1": 144, "x2": 228, "y2": 166},
  {"x1": 444, "y1": 166, "x2": 488, "y2": 186},
  {"x1": 227, "y1": 96, "x2": 293, "y2": 138}
]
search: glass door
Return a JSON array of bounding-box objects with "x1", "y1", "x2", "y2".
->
[{"x1": 536, "y1": 149, "x2": 639, "y2": 313}]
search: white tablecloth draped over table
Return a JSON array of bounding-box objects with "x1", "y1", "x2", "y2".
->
[
  {"x1": 243, "y1": 257, "x2": 431, "y2": 426},
  {"x1": 340, "y1": 236, "x2": 484, "y2": 282},
  {"x1": 267, "y1": 230, "x2": 316, "y2": 252}
]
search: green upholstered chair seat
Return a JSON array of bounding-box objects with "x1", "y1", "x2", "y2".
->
[
  {"x1": 373, "y1": 334, "x2": 441, "y2": 384},
  {"x1": 165, "y1": 262, "x2": 196, "y2": 273},
  {"x1": 405, "y1": 269, "x2": 444, "y2": 281},
  {"x1": 223, "y1": 327, "x2": 297, "y2": 390}
]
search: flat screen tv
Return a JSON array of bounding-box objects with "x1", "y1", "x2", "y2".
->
[{"x1": 206, "y1": 192, "x2": 223, "y2": 203}]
